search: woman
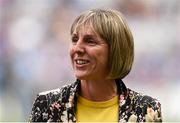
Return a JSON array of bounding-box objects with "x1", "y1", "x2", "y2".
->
[{"x1": 29, "y1": 9, "x2": 162, "y2": 122}]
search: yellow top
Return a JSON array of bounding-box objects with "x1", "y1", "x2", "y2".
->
[{"x1": 76, "y1": 95, "x2": 119, "y2": 122}]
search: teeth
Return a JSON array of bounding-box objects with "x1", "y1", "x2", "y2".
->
[{"x1": 76, "y1": 60, "x2": 88, "y2": 64}]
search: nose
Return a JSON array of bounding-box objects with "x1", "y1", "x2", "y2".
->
[{"x1": 73, "y1": 40, "x2": 85, "y2": 54}]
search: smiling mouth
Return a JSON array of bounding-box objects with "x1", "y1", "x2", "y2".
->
[{"x1": 75, "y1": 59, "x2": 90, "y2": 65}]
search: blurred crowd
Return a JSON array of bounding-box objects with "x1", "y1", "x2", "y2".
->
[{"x1": 0, "y1": 0, "x2": 180, "y2": 121}]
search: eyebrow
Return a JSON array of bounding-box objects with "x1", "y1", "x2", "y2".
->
[
  {"x1": 84, "y1": 34, "x2": 97, "y2": 38},
  {"x1": 72, "y1": 33, "x2": 97, "y2": 38}
]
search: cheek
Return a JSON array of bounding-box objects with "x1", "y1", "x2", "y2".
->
[
  {"x1": 96, "y1": 48, "x2": 109, "y2": 61},
  {"x1": 92, "y1": 51, "x2": 108, "y2": 68},
  {"x1": 69, "y1": 47, "x2": 75, "y2": 67},
  {"x1": 69, "y1": 46, "x2": 74, "y2": 58},
  {"x1": 99, "y1": 49, "x2": 109, "y2": 67}
]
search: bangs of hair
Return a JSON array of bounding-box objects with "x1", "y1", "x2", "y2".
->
[
  {"x1": 71, "y1": 11, "x2": 95, "y2": 35},
  {"x1": 70, "y1": 9, "x2": 109, "y2": 40}
]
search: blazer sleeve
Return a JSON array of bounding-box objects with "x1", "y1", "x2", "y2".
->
[
  {"x1": 146, "y1": 99, "x2": 162, "y2": 122},
  {"x1": 127, "y1": 90, "x2": 163, "y2": 122},
  {"x1": 28, "y1": 94, "x2": 49, "y2": 122}
]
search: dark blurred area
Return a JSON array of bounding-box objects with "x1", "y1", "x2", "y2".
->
[{"x1": 0, "y1": 0, "x2": 180, "y2": 121}]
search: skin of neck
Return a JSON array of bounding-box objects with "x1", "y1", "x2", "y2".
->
[{"x1": 79, "y1": 79, "x2": 117, "y2": 102}]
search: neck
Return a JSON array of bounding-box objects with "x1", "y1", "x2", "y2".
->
[{"x1": 79, "y1": 79, "x2": 117, "y2": 101}]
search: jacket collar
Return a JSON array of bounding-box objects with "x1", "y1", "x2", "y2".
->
[
  {"x1": 69, "y1": 79, "x2": 128, "y2": 99},
  {"x1": 66, "y1": 79, "x2": 128, "y2": 122},
  {"x1": 115, "y1": 79, "x2": 128, "y2": 96}
]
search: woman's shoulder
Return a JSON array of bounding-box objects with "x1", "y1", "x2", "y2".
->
[
  {"x1": 29, "y1": 82, "x2": 78, "y2": 122},
  {"x1": 127, "y1": 88, "x2": 161, "y2": 107},
  {"x1": 39, "y1": 83, "x2": 72, "y2": 95},
  {"x1": 126, "y1": 88, "x2": 162, "y2": 122},
  {"x1": 37, "y1": 81, "x2": 78, "y2": 101}
]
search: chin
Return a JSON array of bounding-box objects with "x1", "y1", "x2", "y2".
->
[
  {"x1": 75, "y1": 73, "x2": 89, "y2": 80},
  {"x1": 75, "y1": 75, "x2": 87, "y2": 80}
]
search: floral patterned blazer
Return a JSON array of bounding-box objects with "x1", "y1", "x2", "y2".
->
[{"x1": 29, "y1": 79, "x2": 162, "y2": 122}]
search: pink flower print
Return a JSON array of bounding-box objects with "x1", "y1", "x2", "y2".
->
[
  {"x1": 147, "y1": 107, "x2": 154, "y2": 114},
  {"x1": 145, "y1": 107, "x2": 156, "y2": 122},
  {"x1": 68, "y1": 95, "x2": 74, "y2": 107},
  {"x1": 53, "y1": 102, "x2": 60, "y2": 109},
  {"x1": 120, "y1": 94, "x2": 125, "y2": 106}
]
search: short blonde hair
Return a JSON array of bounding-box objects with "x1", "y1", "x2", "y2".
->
[{"x1": 71, "y1": 9, "x2": 134, "y2": 79}]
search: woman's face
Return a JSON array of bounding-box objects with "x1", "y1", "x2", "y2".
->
[{"x1": 70, "y1": 25, "x2": 109, "y2": 81}]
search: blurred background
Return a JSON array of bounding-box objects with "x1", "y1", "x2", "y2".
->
[{"x1": 0, "y1": 0, "x2": 180, "y2": 121}]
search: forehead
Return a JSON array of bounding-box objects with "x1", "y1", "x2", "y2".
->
[{"x1": 72, "y1": 23, "x2": 98, "y2": 36}]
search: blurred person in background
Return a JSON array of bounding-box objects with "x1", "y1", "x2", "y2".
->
[{"x1": 29, "y1": 9, "x2": 162, "y2": 122}]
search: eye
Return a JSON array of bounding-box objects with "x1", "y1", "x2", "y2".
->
[
  {"x1": 85, "y1": 37, "x2": 97, "y2": 45},
  {"x1": 71, "y1": 35, "x2": 78, "y2": 44}
]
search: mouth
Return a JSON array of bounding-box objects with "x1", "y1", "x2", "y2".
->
[{"x1": 74, "y1": 59, "x2": 90, "y2": 66}]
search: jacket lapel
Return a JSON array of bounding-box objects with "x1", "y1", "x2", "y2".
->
[
  {"x1": 67, "y1": 79, "x2": 129, "y2": 122},
  {"x1": 115, "y1": 79, "x2": 131, "y2": 122},
  {"x1": 66, "y1": 80, "x2": 80, "y2": 122}
]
